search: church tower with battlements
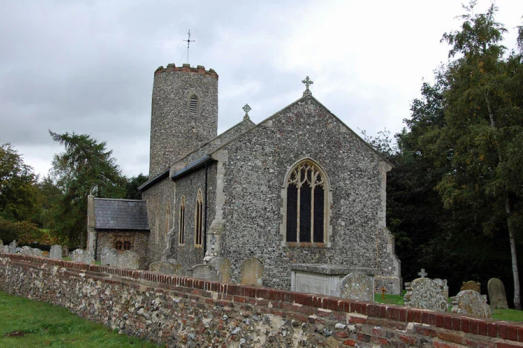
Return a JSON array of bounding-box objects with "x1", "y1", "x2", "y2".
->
[{"x1": 149, "y1": 63, "x2": 219, "y2": 176}]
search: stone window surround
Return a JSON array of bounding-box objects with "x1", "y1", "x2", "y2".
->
[
  {"x1": 114, "y1": 236, "x2": 134, "y2": 251},
  {"x1": 187, "y1": 91, "x2": 200, "y2": 116},
  {"x1": 280, "y1": 158, "x2": 332, "y2": 248},
  {"x1": 194, "y1": 189, "x2": 203, "y2": 248}
]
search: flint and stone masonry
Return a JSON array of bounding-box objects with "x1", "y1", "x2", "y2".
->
[{"x1": 91, "y1": 63, "x2": 402, "y2": 293}]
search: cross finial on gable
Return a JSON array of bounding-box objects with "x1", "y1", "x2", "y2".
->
[
  {"x1": 242, "y1": 103, "x2": 251, "y2": 120},
  {"x1": 302, "y1": 76, "x2": 313, "y2": 96},
  {"x1": 418, "y1": 268, "x2": 428, "y2": 278}
]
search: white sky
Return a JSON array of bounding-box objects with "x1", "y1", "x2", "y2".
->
[{"x1": 1, "y1": 0, "x2": 521, "y2": 179}]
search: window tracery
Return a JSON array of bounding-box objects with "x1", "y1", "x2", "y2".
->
[
  {"x1": 195, "y1": 189, "x2": 203, "y2": 247},
  {"x1": 178, "y1": 196, "x2": 186, "y2": 245}
]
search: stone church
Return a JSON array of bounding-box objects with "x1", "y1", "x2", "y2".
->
[{"x1": 87, "y1": 63, "x2": 401, "y2": 294}]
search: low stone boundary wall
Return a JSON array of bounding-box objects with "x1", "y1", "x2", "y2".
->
[{"x1": 0, "y1": 254, "x2": 522, "y2": 347}]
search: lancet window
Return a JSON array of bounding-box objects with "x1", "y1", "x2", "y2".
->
[
  {"x1": 178, "y1": 196, "x2": 186, "y2": 245},
  {"x1": 195, "y1": 189, "x2": 203, "y2": 247}
]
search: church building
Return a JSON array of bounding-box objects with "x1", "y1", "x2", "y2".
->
[{"x1": 87, "y1": 63, "x2": 401, "y2": 294}]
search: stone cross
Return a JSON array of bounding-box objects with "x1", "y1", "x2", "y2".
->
[
  {"x1": 242, "y1": 104, "x2": 251, "y2": 120},
  {"x1": 418, "y1": 268, "x2": 428, "y2": 278},
  {"x1": 380, "y1": 286, "x2": 387, "y2": 300},
  {"x1": 302, "y1": 76, "x2": 313, "y2": 96}
]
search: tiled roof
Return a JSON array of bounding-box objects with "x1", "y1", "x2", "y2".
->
[{"x1": 94, "y1": 198, "x2": 149, "y2": 231}]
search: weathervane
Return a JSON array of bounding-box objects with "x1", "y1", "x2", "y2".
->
[
  {"x1": 183, "y1": 29, "x2": 195, "y2": 64},
  {"x1": 302, "y1": 76, "x2": 313, "y2": 96},
  {"x1": 242, "y1": 104, "x2": 251, "y2": 120}
]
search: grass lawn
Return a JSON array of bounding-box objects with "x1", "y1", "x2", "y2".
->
[
  {"x1": 374, "y1": 291, "x2": 523, "y2": 322},
  {"x1": 0, "y1": 291, "x2": 160, "y2": 348}
]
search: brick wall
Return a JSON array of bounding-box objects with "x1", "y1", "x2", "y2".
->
[{"x1": 0, "y1": 253, "x2": 521, "y2": 348}]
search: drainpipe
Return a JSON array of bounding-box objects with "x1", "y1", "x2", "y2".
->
[{"x1": 204, "y1": 161, "x2": 208, "y2": 255}]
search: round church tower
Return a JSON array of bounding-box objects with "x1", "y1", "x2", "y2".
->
[{"x1": 149, "y1": 63, "x2": 219, "y2": 176}]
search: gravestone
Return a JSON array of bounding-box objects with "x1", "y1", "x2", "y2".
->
[
  {"x1": 433, "y1": 278, "x2": 449, "y2": 299},
  {"x1": 0, "y1": 239, "x2": 3, "y2": 247},
  {"x1": 101, "y1": 247, "x2": 118, "y2": 266},
  {"x1": 404, "y1": 277, "x2": 448, "y2": 312},
  {"x1": 9, "y1": 240, "x2": 17, "y2": 254},
  {"x1": 50, "y1": 245, "x2": 62, "y2": 260},
  {"x1": 338, "y1": 272, "x2": 374, "y2": 302},
  {"x1": 62, "y1": 245, "x2": 69, "y2": 257},
  {"x1": 488, "y1": 278, "x2": 508, "y2": 309},
  {"x1": 460, "y1": 281, "x2": 481, "y2": 293},
  {"x1": 71, "y1": 249, "x2": 95, "y2": 264},
  {"x1": 19, "y1": 246, "x2": 43, "y2": 256},
  {"x1": 115, "y1": 250, "x2": 139, "y2": 269},
  {"x1": 191, "y1": 264, "x2": 220, "y2": 281},
  {"x1": 2, "y1": 245, "x2": 8, "y2": 253},
  {"x1": 150, "y1": 260, "x2": 182, "y2": 275},
  {"x1": 241, "y1": 258, "x2": 263, "y2": 286},
  {"x1": 208, "y1": 256, "x2": 231, "y2": 282},
  {"x1": 451, "y1": 290, "x2": 492, "y2": 318}
]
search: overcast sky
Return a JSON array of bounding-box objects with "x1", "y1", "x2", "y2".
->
[{"x1": 1, "y1": 0, "x2": 522, "y2": 179}]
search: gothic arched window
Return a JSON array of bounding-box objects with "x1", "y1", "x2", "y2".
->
[
  {"x1": 195, "y1": 189, "x2": 203, "y2": 247},
  {"x1": 284, "y1": 160, "x2": 329, "y2": 244},
  {"x1": 189, "y1": 94, "x2": 199, "y2": 116},
  {"x1": 178, "y1": 196, "x2": 186, "y2": 245}
]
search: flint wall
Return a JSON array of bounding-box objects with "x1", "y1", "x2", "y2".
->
[{"x1": 0, "y1": 253, "x2": 521, "y2": 348}]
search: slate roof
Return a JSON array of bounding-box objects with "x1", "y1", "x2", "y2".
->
[{"x1": 94, "y1": 198, "x2": 149, "y2": 231}]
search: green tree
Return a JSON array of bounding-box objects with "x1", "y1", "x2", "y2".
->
[
  {"x1": 125, "y1": 174, "x2": 148, "y2": 200},
  {"x1": 49, "y1": 131, "x2": 126, "y2": 247},
  {"x1": 0, "y1": 143, "x2": 38, "y2": 221},
  {"x1": 421, "y1": 3, "x2": 523, "y2": 308}
]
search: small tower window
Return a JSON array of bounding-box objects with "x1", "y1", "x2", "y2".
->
[
  {"x1": 189, "y1": 94, "x2": 199, "y2": 115},
  {"x1": 195, "y1": 189, "x2": 204, "y2": 247}
]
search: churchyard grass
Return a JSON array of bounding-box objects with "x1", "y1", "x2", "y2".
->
[{"x1": 0, "y1": 291, "x2": 160, "y2": 347}]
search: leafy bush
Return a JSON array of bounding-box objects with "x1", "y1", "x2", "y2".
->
[{"x1": 0, "y1": 217, "x2": 17, "y2": 244}]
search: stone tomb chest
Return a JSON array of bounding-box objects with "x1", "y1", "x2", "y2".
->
[{"x1": 291, "y1": 264, "x2": 376, "y2": 297}]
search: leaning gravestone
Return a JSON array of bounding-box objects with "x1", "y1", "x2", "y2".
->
[
  {"x1": 101, "y1": 247, "x2": 118, "y2": 266},
  {"x1": 241, "y1": 257, "x2": 264, "y2": 286},
  {"x1": 50, "y1": 245, "x2": 62, "y2": 260},
  {"x1": 461, "y1": 281, "x2": 481, "y2": 293},
  {"x1": 208, "y1": 256, "x2": 231, "y2": 282},
  {"x1": 9, "y1": 240, "x2": 17, "y2": 254},
  {"x1": 404, "y1": 277, "x2": 448, "y2": 312},
  {"x1": 115, "y1": 250, "x2": 140, "y2": 269},
  {"x1": 149, "y1": 260, "x2": 182, "y2": 275},
  {"x1": 71, "y1": 249, "x2": 95, "y2": 264},
  {"x1": 339, "y1": 272, "x2": 374, "y2": 302},
  {"x1": 452, "y1": 290, "x2": 492, "y2": 318},
  {"x1": 488, "y1": 278, "x2": 508, "y2": 309},
  {"x1": 191, "y1": 264, "x2": 220, "y2": 281}
]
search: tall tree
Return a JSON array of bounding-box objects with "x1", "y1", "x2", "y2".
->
[
  {"x1": 0, "y1": 143, "x2": 38, "y2": 221},
  {"x1": 422, "y1": 2, "x2": 523, "y2": 308},
  {"x1": 125, "y1": 174, "x2": 148, "y2": 200},
  {"x1": 50, "y1": 131, "x2": 126, "y2": 246}
]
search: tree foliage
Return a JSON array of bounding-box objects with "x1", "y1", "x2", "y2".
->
[
  {"x1": 49, "y1": 131, "x2": 126, "y2": 246},
  {"x1": 0, "y1": 143, "x2": 38, "y2": 222}
]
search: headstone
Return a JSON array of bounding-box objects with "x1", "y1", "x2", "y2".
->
[
  {"x1": 488, "y1": 278, "x2": 508, "y2": 309},
  {"x1": 62, "y1": 245, "x2": 69, "y2": 257},
  {"x1": 460, "y1": 281, "x2": 481, "y2": 293},
  {"x1": 451, "y1": 290, "x2": 492, "y2": 318},
  {"x1": 338, "y1": 272, "x2": 375, "y2": 302},
  {"x1": 2, "y1": 245, "x2": 8, "y2": 254},
  {"x1": 433, "y1": 278, "x2": 449, "y2": 300},
  {"x1": 208, "y1": 256, "x2": 231, "y2": 282},
  {"x1": 71, "y1": 249, "x2": 95, "y2": 264},
  {"x1": 241, "y1": 258, "x2": 263, "y2": 286},
  {"x1": 404, "y1": 277, "x2": 448, "y2": 312},
  {"x1": 9, "y1": 240, "x2": 17, "y2": 254},
  {"x1": 50, "y1": 245, "x2": 62, "y2": 260},
  {"x1": 100, "y1": 247, "x2": 118, "y2": 266},
  {"x1": 191, "y1": 264, "x2": 220, "y2": 281},
  {"x1": 19, "y1": 246, "x2": 33, "y2": 255},
  {"x1": 0, "y1": 239, "x2": 3, "y2": 247},
  {"x1": 149, "y1": 260, "x2": 182, "y2": 275},
  {"x1": 115, "y1": 250, "x2": 139, "y2": 269}
]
